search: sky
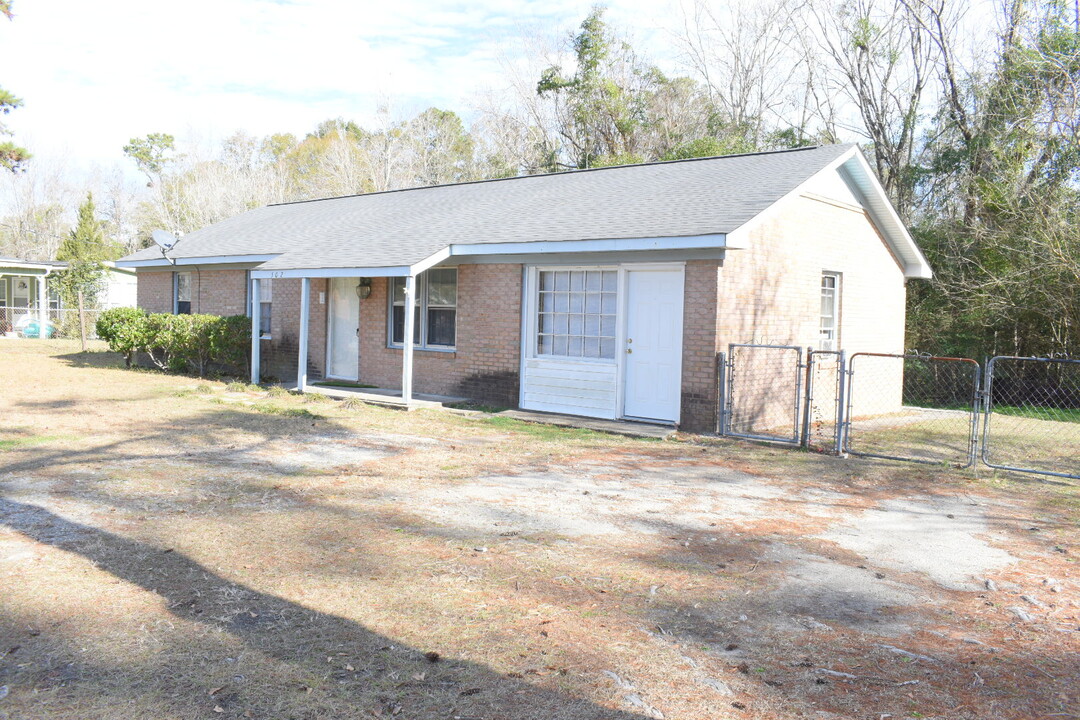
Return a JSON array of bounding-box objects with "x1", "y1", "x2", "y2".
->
[{"x1": 0, "y1": 0, "x2": 677, "y2": 176}]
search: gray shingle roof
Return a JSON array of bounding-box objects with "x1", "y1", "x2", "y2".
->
[
  {"x1": 122, "y1": 144, "x2": 856, "y2": 270},
  {"x1": 0, "y1": 257, "x2": 68, "y2": 268}
]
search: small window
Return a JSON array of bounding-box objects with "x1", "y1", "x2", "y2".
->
[
  {"x1": 819, "y1": 272, "x2": 840, "y2": 351},
  {"x1": 175, "y1": 272, "x2": 192, "y2": 314},
  {"x1": 389, "y1": 269, "x2": 457, "y2": 349},
  {"x1": 537, "y1": 269, "x2": 618, "y2": 360},
  {"x1": 259, "y1": 278, "x2": 273, "y2": 338}
]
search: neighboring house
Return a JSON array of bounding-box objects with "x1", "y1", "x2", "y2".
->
[
  {"x1": 115, "y1": 144, "x2": 932, "y2": 432},
  {"x1": 0, "y1": 257, "x2": 138, "y2": 335},
  {"x1": 98, "y1": 262, "x2": 138, "y2": 308},
  {"x1": 0, "y1": 257, "x2": 65, "y2": 334}
]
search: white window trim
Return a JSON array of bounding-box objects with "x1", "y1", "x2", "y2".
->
[
  {"x1": 173, "y1": 271, "x2": 193, "y2": 315},
  {"x1": 258, "y1": 278, "x2": 273, "y2": 340},
  {"x1": 519, "y1": 262, "x2": 685, "y2": 423},
  {"x1": 387, "y1": 269, "x2": 457, "y2": 352},
  {"x1": 531, "y1": 266, "x2": 621, "y2": 364},
  {"x1": 819, "y1": 271, "x2": 841, "y2": 351}
]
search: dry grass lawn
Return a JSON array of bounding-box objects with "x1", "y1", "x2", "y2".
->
[{"x1": 0, "y1": 339, "x2": 1077, "y2": 720}]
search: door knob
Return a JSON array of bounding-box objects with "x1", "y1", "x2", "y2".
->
[{"x1": 627, "y1": 348, "x2": 633, "y2": 354}]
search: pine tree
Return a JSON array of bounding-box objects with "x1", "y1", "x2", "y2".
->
[
  {"x1": 0, "y1": 1, "x2": 29, "y2": 171},
  {"x1": 56, "y1": 193, "x2": 117, "y2": 308}
]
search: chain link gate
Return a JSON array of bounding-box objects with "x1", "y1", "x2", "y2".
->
[
  {"x1": 982, "y1": 356, "x2": 1080, "y2": 480},
  {"x1": 844, "y1": 353, "x2": 981, "y2": 467},
  {"x1": 720, "y1": 344, "x2": 804, "y2": 444},
  {"x1": 802, "y1": 350, "x2": 846, "y2": 453}
]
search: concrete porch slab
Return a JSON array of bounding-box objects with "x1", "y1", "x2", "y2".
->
[
  {"x1": 495, "y1": 409, "x2": 676, "y2": 440},
  {"x1": 303, "y1": 383, "x2": 467, "y2": 411}
]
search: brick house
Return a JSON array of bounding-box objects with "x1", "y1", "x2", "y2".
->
[{"x1": 117, "y1": 145, "x2": 931, "y2": 432}]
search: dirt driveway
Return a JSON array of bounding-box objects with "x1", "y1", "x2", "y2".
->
[{"x1": 0, "y1": 340, "x2": 1077, "y2": 720}]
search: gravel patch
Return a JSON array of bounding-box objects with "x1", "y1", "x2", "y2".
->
[{"x1": 819, "y1": 495, "x2": 1016, "y2": 591}]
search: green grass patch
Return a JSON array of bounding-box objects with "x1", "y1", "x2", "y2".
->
[
  {"x1": 226, "y1": 381, "x2": 261, "y2": 392},
  {"x1": 0, "y1": 434, "x2": 63, "y2": 451},
  {"x1": 990, "y1": 405, "x2": 1080, "y2": 423},
  {"x1": 484, "y1": 415, "x2": 615, "y2": 442},
  {"x1": 250, "y1": 402, "x2": 317, "y2": 418}
]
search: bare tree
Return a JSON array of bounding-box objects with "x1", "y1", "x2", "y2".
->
[{"x1": 806, "y1": 0, "x2": 942, "y2": 218}]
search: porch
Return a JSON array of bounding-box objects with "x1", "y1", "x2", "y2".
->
[
  {"x1": 249, "y1": 260, "x2": 445, "y2": 410},
  {"x1": 0, "y1": 259, "x2": 65, "y2": 337},
  {"x1": 303, "y1": 382, "x2": 466, "y2": 411}
]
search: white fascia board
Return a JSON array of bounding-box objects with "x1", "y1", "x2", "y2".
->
[
  {"x1": 449, "y1": 234, "x2": 727, "y2": 258},
  {"x1": 843, "y1": 152, "x2": 934, "y2": 279},
  {"x1": 0, "y1": 265, "x2": 53, "y2": 274},
  {"x1": 251, "y1": 266, "x2": 411, "y2": 279},
  {"x1": 116, "y1": 254, "x2": 280, "y2": 268},
  {"x1": 409, "y1": 246, "x2": 452, "y2": 275}
]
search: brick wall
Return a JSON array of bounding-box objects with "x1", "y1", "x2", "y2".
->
[
  {"x1": 358, "y1": 264, "x2": 522, "y2": 406},
  {"x1": 136, "y1": 268, "x2": 248, "y2": 316},
  {"x1": 263, "y1": 278, "x2": 328, "y2": 383},
  {"x1": 717, "y1": 194, "x2": 906, "y2": 352},
  {"x1": 136, "y1": 270, "x2": 173, "y2": 314},
  {"x1": 709, "y1": 193, "x2": 908, "y2": 430},
  {"x1": 190, "y1": 269, "x2": 248, "y2": 316},
  {"x1": 680, "y1": 260, "x2": 722, "y2": 432}
]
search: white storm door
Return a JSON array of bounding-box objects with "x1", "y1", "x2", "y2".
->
[
  {"x1": 328, "y1": 278, "x2": 359, "y2": 380},
  {"x1": 622, "y1": 268, "x2": 683, "y2": 423}
]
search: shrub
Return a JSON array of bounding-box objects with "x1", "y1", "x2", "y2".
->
[
  {"x1": 96, "y1": 308, "x2": 249, "y2": 377},
  {"x1": 95, "y1": 307, "x2": 149, "y2": 367}
]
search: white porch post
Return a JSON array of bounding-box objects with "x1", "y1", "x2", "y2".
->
[
  {"x1": 250, "y1": 277, "x2": 261, "y2": 385},
  {"x1": 297, "y1": 277, "x2": 310, "y2": 392},
  {"x1": 36, "y1": 275, "x2": 47, "y2": 340},
  {"x1": 401, "y1": 273, "x2": 416, "y2": 404}
]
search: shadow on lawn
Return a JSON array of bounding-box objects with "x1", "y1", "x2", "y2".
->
[{"x1": 0, "y1": 495, "x2": 650, "y2": 720}]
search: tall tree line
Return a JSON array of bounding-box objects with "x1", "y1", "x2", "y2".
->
[{"x1": 1, "y1": 0, "x2": 1077, "y2": 357}]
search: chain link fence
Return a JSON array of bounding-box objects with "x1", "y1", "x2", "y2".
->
[
  {"x1": 802, "y1": 350, "x2": 846, "y2": 453},
  {"x1": 1, "y1": 305, "x2": 107, "y2": 340},
  {"x1": 722, "y1": 344, "x2": 803, "y2": 444},
  {"x1": 983, "y1": 357, "x2": 1080, "y2": 480},
  {"x1": 844, "y1": 353, "x2": 981, "y2": 467},
  {"x1": 716, "y1": 344, "x2": 1076, "y2": 480}
]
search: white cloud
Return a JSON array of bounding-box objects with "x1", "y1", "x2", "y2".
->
[{"x1": 0, "y1": 0, "x2": 677, "y2": 175}]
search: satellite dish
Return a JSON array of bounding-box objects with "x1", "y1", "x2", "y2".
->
[{"x1": 151, "y1": 229, "x2": 178, "y2": 252}]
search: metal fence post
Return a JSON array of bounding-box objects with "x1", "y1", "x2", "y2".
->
[
  {"x1": 835, "y1": 350, "x2": 848, "y2": 455},
  {"x1": 800, "y1": 348, "x2": 814, "y2": 448},
  {"x1": 716, "y1": 351, "x2": 727, "y2": 436}
]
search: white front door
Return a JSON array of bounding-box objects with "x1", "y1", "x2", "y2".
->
[
  {"x1": 327, "y1": 278, "x2": 359, "y2": 380},
  {"x1": 622, "y1": 268, "x2": 683, "y2": 423}
]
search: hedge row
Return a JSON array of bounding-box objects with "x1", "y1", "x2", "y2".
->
[{"x1": 96, "y1": 307, "x2": 250, "y2": 377}]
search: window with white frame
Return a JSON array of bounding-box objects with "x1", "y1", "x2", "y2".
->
[
  {"x1": 819, "y1": 272, "x2": 840, "y2": 351},
  {"x1": 175, "y1": 272, "x2": 192, "y2": 314},
  {"x1": 389, "y1": 268, "x2": 457, "y2": 349},
  {"x1": 259, "y1": 278, "x2": 272, "y2": 337},
  {"x1": 537, "y1": 269, "x2": 618, "y2": 360}
]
